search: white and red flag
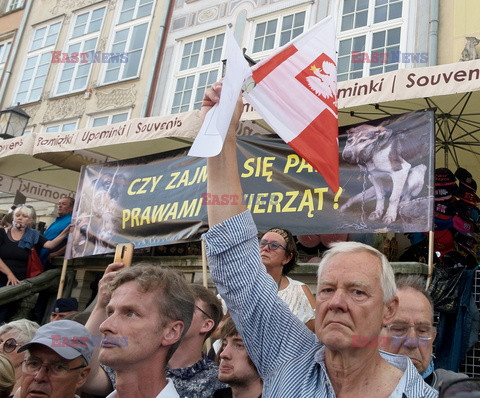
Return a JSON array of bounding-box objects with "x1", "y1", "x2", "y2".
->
[{"x1": 243, "y1": 16, "x2": 339, "y2": 192}]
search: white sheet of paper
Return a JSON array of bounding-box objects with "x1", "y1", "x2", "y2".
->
[{"x1": 188, "y1": 26, "x2": 252, "y2": 157}]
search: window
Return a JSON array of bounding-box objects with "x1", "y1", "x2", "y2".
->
[
  {"x1": 15, "y1": 21, "x2": 62, "y2": 104},
  {"x1": 340, "y1": 0, "x2": 369, "y2": 31},
  {"x1": 0, "y1": 40, "x2": 12, "y2": 80},
  {"x1": 171, "y1": 32, "x2": 224, "y2": 114},
  {"x1": 102, "y1": 0, "x2": 154, "y2": 84},
  {"x1": 338, "y1": 36, "x2": 366, "y2": 80},
  {"x1": 55, "y1": 6, "x2": 106, "y2": 95},
  {"x1": 44, "y1": 121, "x2": 78, "y2": 133},
  {"x1": 118, "y1": 0, "x2": 154, "y2": 23},
  {"x1": 6, "y1": 0, "x2": 25, "y2": 12},
  {"x1": 373, "y1": 0, "x2": 402, "y2": 23},
  {"x1": 337, "y1": 0, "x2": 403, "y2": 82},
  {"x1": 369, "y1": 27, "x2": 401, "y2": 75},
  {"x1": 90, "y1": 111, "x2": 129, "y2": 127},
  {"x1": 251, "y1": 11, "x2": 306, "y2": 55}
]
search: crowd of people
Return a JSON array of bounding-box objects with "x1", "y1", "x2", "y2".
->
[{"x1": 0, "y1": 82, "x2": 477, "y2": 398}]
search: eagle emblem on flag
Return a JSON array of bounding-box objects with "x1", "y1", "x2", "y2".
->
[{"x1": 296, "y1": 53, "x2": 337, "y2": 113}]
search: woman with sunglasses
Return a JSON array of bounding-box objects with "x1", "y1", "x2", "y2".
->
[
  {"x1": 0, "y1": 319, "x2": 39, "y2": 396},
  {"x1": 260, "y1": 227, "x2": 316, "y2": 331}
]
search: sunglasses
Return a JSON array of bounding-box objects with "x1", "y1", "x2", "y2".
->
[
  {"x1": 1, "y1": 337, "x2": 19, "y2": 353},
  {"x1": 259, "y1": 240, "x2": 286, "y2": 251}
]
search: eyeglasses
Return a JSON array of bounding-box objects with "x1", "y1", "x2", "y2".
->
[
  {"x1": 385, "y1": 322, "x2": 436, "y2": 340},
  {"x1": 439, "y1": 377, "x2": 480, "y2": 398},
  {"x1": 1, "y1": 337, "x2": 19, "y2": 353},
  {"x1": 259, "y1": 240, "x2": 286, "y2": 251},
  {"x1": 195, "y1": 305, "x2": 212, "y2": 320},
  {"x1": 22, "y1": 358, "x2": 86, "y2": 377}
]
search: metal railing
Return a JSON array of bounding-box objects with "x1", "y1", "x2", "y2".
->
[{"x1": 0, "y1": 268, "x2": 75, "y2": 321}]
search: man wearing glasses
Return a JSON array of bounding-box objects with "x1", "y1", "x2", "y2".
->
[
  {"x1": 165, "y1": 284, "x2": 227, "y2": 396},
  {"x1": 380, "y1": 275, "x2": 467, "y2": 390},
  {"x1": 17, "y1": 320, "x2": 93, "y2": 398}
]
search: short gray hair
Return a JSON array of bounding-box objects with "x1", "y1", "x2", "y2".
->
[
  {"x1": 317, "y1": 241, "x2": 396, "y2": 302},
  {"x1": 0, "y1": 319, "x2": 40, "y2": 345},
  {"x1": 395, "y1": 274, "x2": 433, "y2": 319},
  {"x1": 108, "y1": 264, "x2": 194, "y2": 361}
]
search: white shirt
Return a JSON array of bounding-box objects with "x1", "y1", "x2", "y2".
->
[
  {"x1": 278, "y1": 276, "x2": 315, "y2": 323},
  {"x1": 106, "y1": 378, "x2": 179, "y2": 398},
  {"x1": 218, "y1": 276, "x2": 315, "y2": 324}
]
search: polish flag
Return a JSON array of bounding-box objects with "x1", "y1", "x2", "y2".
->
[{"x1": 243, "y1": 16, "x2": 339, "y2": 192}]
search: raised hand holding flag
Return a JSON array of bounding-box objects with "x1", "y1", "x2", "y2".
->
[
  {"x1": 190, "y1": 17, "x2": 338, "y2": 192},
  {"x1": 243, "y1": 16, "x2": 339, "y2": 192}
]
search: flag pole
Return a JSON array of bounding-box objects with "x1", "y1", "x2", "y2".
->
[
  {"x1": 426, "y1": 230, "x2": 434, "y2": 290},
  {"x1": 57, "y1": 258, "x2": 68, "y2": 298},
  {"x1": 201, "y1": 239, "x2": 212, "y2": 353},
  {"x1": 201, "y1": 239, "x2": 208, "y2": 288}
]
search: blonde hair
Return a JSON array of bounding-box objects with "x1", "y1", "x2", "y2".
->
[
  {"x1": 13, "y1": 205, "x2": 36, "y2": 224},
  {"x1": 0, "y1": 319, "x2": 40, "y2": 345},
  {"x1": 0, "y1": 354, "x2": 15, "y2": 398}
]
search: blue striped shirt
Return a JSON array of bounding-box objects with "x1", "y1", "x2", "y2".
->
[{"x1": 204, "y1": 210, "x2": 438, "y2": 398}]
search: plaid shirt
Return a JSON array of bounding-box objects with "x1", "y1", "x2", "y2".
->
[
  {"x1": 204, "y1": 210, "x2": 438, "y2": 398},
  {"x1": 166, "y1": 354, "x2": 227, "y2": 398}
]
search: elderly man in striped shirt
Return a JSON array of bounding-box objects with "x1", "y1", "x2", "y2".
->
[{"x1": 201, "y1": 82, "x2": 437, "y2": 398}]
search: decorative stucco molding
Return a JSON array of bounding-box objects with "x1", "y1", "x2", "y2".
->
[
  {"x1": 95, "y1": 85, "x2": 136, "y2": 110},
  {"x1": 43, "y1": 95, "x2": 86, "y2": 122}
]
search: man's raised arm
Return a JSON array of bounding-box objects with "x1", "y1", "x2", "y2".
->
[
  {"x1": 202, "y1": 82, "x2": 316, "y2": 379},
  {"x1": 204, "y1": 83, "x2": 246, "y2": 226},
  {"x1": 83, "y1": 262, "x2": 124, "y2": 395}
]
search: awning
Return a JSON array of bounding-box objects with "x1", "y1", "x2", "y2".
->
[
  {"x1": 0, "y1": 109, "x2": 273, "y2": 201},
  {"x1": 2, "y1": 59, "x2": 478, "y2": 201},
  {"x1": 0, "y1": 112, "x2": 203, "y2": 200}
]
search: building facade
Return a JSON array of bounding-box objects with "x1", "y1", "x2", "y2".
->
[
  {"x1": 0, "y1": 0, "x2": 169, "y2": 146},
  {"x1": 0, "y1": 0, "x2": 25, "y2": 88},
  {"x1": 0, "y1": 0, "x2": 170, "y2": 217},
  {"x1": 152, "y1": 0, "x2": 437, "y2": 117}
]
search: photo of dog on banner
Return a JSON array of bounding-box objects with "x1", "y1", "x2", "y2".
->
[
  {"x1": 338, "y1": 111, "x2": 433, "y2": 232},
  {"x1": 67, "y1": 169, "x2": 126, "y2": 257}
]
